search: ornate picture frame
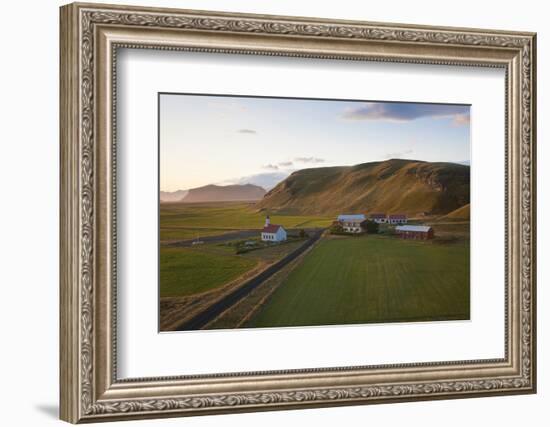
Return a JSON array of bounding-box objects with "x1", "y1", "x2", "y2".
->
[{"x1": 60, "y1": 2, "x2": 536, "y2": 423}]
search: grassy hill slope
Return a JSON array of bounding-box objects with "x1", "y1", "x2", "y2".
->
[
  {"x1": 257, "y1": 159, "x2": 469, "y2": 216},
  {"x1": 438, "y1": 203, "x2": 470, "y2": 221}
]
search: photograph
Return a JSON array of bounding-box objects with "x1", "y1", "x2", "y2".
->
[
  {"x1": 159, "y1": 94, "x2": 471, "y2": 332},
  {"x1": 56, "y1": 3, "x2": 537, "y2": 422}
]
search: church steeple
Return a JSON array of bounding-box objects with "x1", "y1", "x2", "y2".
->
[{"x1": 265, "y1": 215, "x2": 270, "y2": 227}]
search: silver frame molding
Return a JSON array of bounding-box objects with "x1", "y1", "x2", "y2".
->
[{"x1": 60, "y1": 2, "x2": 537, "y2": 423}]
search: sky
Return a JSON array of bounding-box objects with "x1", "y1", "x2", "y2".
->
[{"x1": 160, "y1": 94, "x2": 470, "y2": 192}]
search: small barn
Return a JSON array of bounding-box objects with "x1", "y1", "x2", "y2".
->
[
  {"x1": 337, "y1": 214, "x2": 366, "y2": 233},
  {"x1": 369, "y1": 213, "x2": 387, "y2": 224},
  {"x1": 261, "y1": 216, "x2": 287, "y2": 242},
  {"x1": 388, "y1": 214, "x2": 408, "y2": 224},
  {"x1": 395, "y1": 225, "x2": 434, "y2": 240}
]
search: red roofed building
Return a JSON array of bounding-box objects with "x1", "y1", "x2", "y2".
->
[
  {"x1": 395, "y1": 225, "x2": 434, "y2": 240},
  {"x1": 261, "y1": 216, "x2": 287, "y2": 242},
  {"x1": 388, "y1": 214, "x2": 408, "y2": 224}
]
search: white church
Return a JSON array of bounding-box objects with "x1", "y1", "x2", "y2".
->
[{"x1": 260, "y1": 216, "x2": 287, "y2": 242}]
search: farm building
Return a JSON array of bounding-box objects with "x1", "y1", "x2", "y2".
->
[
  {"x1": 261, "y1": 216, "x2": 287, "y2": 242},
  {"x1": 369, "y1": 213, "x2": 387, "y2": 224},
  {"x1": 388, "y1": 214, "x2": 407, "y2": 224},
  {"x1": 337, "y1": 214, "x2": 366, "y2": 234},
  {"x1": 395, "y1": 225, "x2": 434, "y2": 240}
]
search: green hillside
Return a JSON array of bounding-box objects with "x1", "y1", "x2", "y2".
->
[
  {"x1": 257, "y1": 159, "x2": 469, "y2": 216},
  {"x1": 439, "y1": 203, "x2": 470, "y2": 220}
]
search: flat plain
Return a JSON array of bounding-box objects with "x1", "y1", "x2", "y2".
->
[
  {"x1": 160, "y1": 201, "x2": 333, "y2": 242},
  {"x1": 248, "y1": 235, "x2": 470, "y2": 327},
  {"x1": 160, "y1": 246, "x2": 258, "y2": 297},
  {"x1": 159, "y1": 202, "x2": 330, "y2": 298},
  {"x1": 159, "y1": 201, "x2": 470, "y2": 330}
]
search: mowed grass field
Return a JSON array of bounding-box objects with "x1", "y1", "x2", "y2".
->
[
  {"x1": 160, "y1": 246, "x2": 258, "y2": 297},
  {"x1": 160, "y1": 201, "x2": 333, "y2": 242},
  {"x1": 160, "y1": 240, "x2": 306, "y2": 298},
  {"x1": 248, "y1": 235, "x2": 470, "y2": 328},
  {"x1": 161, "y1": 227, "x2": 235, "y2": 241}
]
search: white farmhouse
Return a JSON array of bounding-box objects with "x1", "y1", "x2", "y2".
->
[
  {"x1": 337, "y1": 214, "x2": 366, "y2": 234},
  {"x1": 261, "y1": 216, "x2": 287, "y2": 242}
]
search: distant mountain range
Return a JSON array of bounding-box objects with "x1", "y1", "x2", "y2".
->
[
  {"x1": 159, "y1": 189, "x2": 189, "y2": 202},
  {"x1": 221, "y1": 171, "x2": 290, "y2": 191},
  {"x1": 160, "y1": 184, "x2": 266, "y2": 203},
  {"x1": 161, "y1": 159, "x2": 470, "y2": 215},
  {"x1": 256, "y1": 159, "x2": 470, "y2": 216}
]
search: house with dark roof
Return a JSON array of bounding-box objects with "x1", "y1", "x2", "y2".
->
[
  {"x1": 388, "y1": 214, "x2": 408, "y2": 224},
  {"x1": 369, "y1": 213, "x2": 387, "y2": 224},
  {"x1": 261, "y1": 216, "x2": 287, "y2": 242}
]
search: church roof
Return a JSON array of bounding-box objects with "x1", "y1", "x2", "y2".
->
[{"x1": 262, "y1": 224, "x2": 283, "y2": 234}]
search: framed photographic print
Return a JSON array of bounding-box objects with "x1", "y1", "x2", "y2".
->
[
  {"x1": 60, "y1": 2, "x2": 537, "y2": 423},
  {"x1": 158, "y1": 94, "x2": 472, "y2": 332}
]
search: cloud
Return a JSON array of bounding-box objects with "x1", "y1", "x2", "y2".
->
[
  {"x1": 218, "y1": 172, "x2": 291, "y2": 191},
  {"x1": 262, "y1": 160, "x2": 297, "y2": 171},
  {"x1": 237, "y1": 129, "x2": 257, "y2": 134},
  {"x1": 341, "y1": 102, "x2": 470, "y2": 125},
  {"x1": 295, "y1": 157, "x2": 325, "y2": 164},
  {"x1": 386, "y1": 149, "x2": 413, "y2": 159},
  {"x1": 278, "y1": 161, "x2": 293, "y2": 167},
  {"x1": 452, "y1": 114, "x2": 470, "y2": 126}
]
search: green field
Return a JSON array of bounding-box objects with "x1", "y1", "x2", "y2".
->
[
  {"x1": 160, "y1": 238, "x2": 308, "y2": 298},
  {"x1": 159, "y1": 201, "x2": 332, "y2": 298},
  {"x1": 248, "y1": 236, "x2": 470, "y2": 327},
  {"x1": 160, "y1": 227, "x2": 235, "y2": 241},
  {"x1": 159, "y1": 201, "x2": 470, "y2": 329},
  {"x1": 160, "y1": 246, "x2": 258, "y2": 297},
  {"x1": 160, "y1": 202, "x2": 333, "y2": 242}
]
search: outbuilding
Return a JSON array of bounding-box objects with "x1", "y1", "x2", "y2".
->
[{"x1": 395, "y1": 225, "x2": 434, "y2": 240}]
